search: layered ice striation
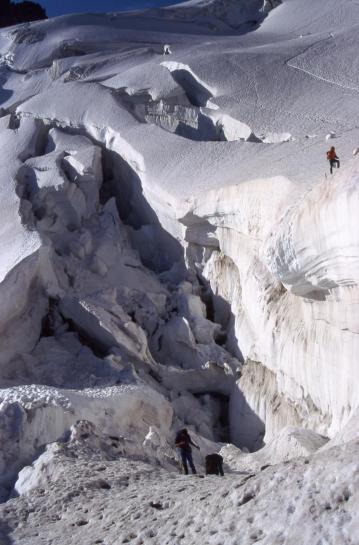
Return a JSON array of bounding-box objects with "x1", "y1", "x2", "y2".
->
[{"x1": 179, "y1": 170, "x2": 359, "y2": 446}]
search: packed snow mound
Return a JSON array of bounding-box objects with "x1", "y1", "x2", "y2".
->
[
  {"x1": 13, "y1": 419, "x2": 177, "y2": 496},
  {"x1": 323, "y1": 407, "x2": 359, "y2": 450},
  {"x1": 221, "y1": 426, "x2": 329, "y2": 472},
  {"x1": 0, "y1": 385, "x2": 173, "y2": 496}
]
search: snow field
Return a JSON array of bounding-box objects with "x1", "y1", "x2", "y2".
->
[{"x1": 0, "y1": 424, "x2": 357, "y2": 545}]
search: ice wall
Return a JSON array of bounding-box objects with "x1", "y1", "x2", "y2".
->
[{"x1": 171, "y1": 167, "x2": 359, "y2": 445}]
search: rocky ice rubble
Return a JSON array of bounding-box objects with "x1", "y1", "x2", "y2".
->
[{"x1": 0, "y1": 0, "x2": 358, "y2": 543}]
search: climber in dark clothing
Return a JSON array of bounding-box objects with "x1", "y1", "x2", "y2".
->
[{"x1": 175, "y1": 428, "x2": 200, "y2": 475}]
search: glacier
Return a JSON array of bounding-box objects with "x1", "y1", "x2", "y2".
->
[{"x1": 0, "y1": 0, "x2": 358, "y2": 543}]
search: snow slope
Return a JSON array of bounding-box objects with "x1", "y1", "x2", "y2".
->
[
  {"x1": 0, "y1": 422, "x2": 358, "y2": 545},
  {"x1": 0, "y1": 0, "x2": 358, "y2": 542}
]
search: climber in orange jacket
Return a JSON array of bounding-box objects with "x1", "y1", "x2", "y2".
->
[{"x1": 327, "y1": 146, "x2": 340, "y2": 174}]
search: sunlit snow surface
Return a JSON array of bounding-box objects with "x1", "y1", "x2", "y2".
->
[{"x1": 0, "y1": 0, "x2": 358, "y2": 543}]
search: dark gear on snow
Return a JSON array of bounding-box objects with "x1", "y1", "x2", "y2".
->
[{"x1": 205, "y1": 453, "x2": 224, "y2": 476}]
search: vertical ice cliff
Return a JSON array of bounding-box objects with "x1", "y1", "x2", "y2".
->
[{"x1": 177, "y1": 169, "x2": 359, "y2": 446}]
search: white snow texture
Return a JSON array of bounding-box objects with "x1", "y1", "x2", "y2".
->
[{"x1": 0, "y1": 0, "x2": 358, "y2": 544}]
